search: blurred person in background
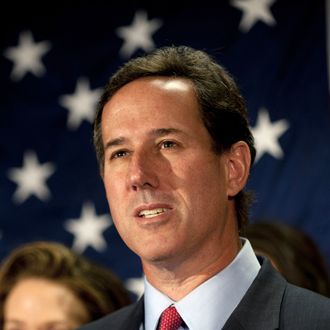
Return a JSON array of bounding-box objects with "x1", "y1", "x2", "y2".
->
[
  {"x1": 0, "y1": 241, "x2": 131, "y2": 330},
  {"x1": 242, "y1": 221, "x2": 330, "y2": 297}
]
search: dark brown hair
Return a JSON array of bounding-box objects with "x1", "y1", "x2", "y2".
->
[
  {"x1": 0, "y1": 241, "x2": 131, "y2": 325},
  {"x1": 93, "y1": 45, "x2": 256, "y2": 229}
]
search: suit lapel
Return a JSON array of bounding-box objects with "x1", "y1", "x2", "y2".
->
[
  {"x1": 222, "y1": 258, "x2": 285, "y2": 330},
  {"x1": 120, "y1": 296, "x2": 145, "y2": 330},
  {"x1": 124, "y1": 260, "x2": 285, "y2": 330}
]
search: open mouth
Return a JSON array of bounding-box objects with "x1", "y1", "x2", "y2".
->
[{"x1": 138, "y1": 208, "x2": 169, "y2": 218}]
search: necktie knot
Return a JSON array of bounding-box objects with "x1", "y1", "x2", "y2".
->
[{"x1": 157, "y1": 306, "x2": 183, "y2": 330}]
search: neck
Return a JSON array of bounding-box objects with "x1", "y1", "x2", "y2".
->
[{"x1": 142, "y1": 233, "x2": 241, "y2": 301}]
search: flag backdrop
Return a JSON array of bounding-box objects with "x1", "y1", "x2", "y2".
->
[{"x1": 1, "y1": 0, "x2": 330, "y2": 298}]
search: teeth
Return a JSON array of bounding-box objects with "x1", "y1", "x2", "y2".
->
[{"x1": 139, "y1": 208, "x2": 167, "y2": 218}]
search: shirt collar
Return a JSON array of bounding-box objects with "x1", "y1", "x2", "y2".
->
[{"x1": 144, "y1": 238, "x2": 260, "y2": 330}]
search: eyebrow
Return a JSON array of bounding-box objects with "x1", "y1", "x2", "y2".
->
[
  {"x1": 5, "y1": 320, "x2": 68, "y2": 325},
  {"x1": 150, "y1": 127, "x2": 183, "y2": 137},
  {"x1": 4, "y1": 320, "x2": 22, "y2": 324},
  {"x1": 104, "y1": 128, "x2": 184, "y2": 150}
]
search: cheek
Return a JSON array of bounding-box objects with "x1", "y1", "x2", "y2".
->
[
  {"x1": 184, "y1": 160, "x2": 227, "y2": 205},
  {"x1": 103, "y1": 175, "x2": 125, "y2": 217},
  {"x1": 104, "y1": 169, "x2": 122, "y2": 197}
]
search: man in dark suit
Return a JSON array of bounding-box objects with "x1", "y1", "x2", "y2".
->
[{"x1": 80, "y1": 46, "x2": 330, "y2": 330}]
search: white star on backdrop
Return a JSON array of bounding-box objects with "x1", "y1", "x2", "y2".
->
[
  {"x1": 116, "y1": 10, "x2": 162, "y2": 58},
  {"x1": 230, "y1": 0, "x2": 277, "y2": 33},
  {"x1": 125, "y1": 277, "x2": 145, "y2": 299},
  {"x1": 3, "y1": 30, "x2": 51, "y2": 81},
  {"x1": 64, "y1": 202, "x2": 112, "y2": 253},
  {"x1": 251, "y1": 108, "x2": 290, "y2": 162},
  {"x1": 7, "y1": 150, "x2": 56, "y2": 204},
  {"x1": 59, "y1": 77, "x2": 102, "y2": 130}
]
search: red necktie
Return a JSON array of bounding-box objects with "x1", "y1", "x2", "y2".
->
[{"x1": 157, "y1": 306, "x2": 183, "y2": 330}]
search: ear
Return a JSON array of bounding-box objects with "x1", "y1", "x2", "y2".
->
[{"x1": 225, "y1": 141, "x2": 251, "y2": 197}]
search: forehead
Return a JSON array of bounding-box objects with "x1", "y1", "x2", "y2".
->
[
  {"x1": 5, "y1": 278, "x2": 87, "y2": 320},
  {"x1": 116, "y1": 75, "x2": 194, "y2": 93},
  {"x1": 101, "y1": 77, "x2": 205, "y2": 138},
  {"x1": 107, "y1": 76, "x2": 197, "y2": 111},
  {"x1": 6, "y1": 278, "x2": 73, "y2": 307}
]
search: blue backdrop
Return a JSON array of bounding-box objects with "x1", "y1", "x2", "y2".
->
[{"x1": 1, "y1": 0, "x2": 329, "y2": 299}]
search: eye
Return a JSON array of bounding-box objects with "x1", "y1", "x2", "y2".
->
[
  {"x1": 46, "y1": 326, "x2": 70, "y2": 330},
  {"x1": 45, "y1": 324, "x2": 71, "y2": 330},
  {"x1": 3, "y1": 326, "x2": 21, "y2": 330},
  {"x1": 160, "y1": 140, "x2": 177, "y2": 149},
  {"x1": 110, "y1": 149, "x2": 128, "y2": 160}
]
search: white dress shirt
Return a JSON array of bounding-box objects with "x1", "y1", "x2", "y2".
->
[{"x1": 142, "y1": 238, "x2": 260, "y2": 330}]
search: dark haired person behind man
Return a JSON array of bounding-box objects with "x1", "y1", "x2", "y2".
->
[
  {"x1": 243, "y1": 221, "x2": 330, "y2": 298},
  {"x1": 80, "y1": 46, "x2": 330, "y2": 329}
]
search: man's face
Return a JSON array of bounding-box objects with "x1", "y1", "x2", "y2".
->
[{"x1": 101, "y1": 77, "x2": 236, "y2": 266}]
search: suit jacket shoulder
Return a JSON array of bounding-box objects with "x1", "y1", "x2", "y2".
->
[
  {"x1": 280, "y1": 282, "x2": 330, "y2": 329},
  {"x1": 79, "y1": 258, "x2": 330, "y2": 330},
  {"x1": 223, "y1": 258, "x2": 330, "y2": 330},
  {"x1": 78, "y1": 297, "x2": 144, "y2": 330}
]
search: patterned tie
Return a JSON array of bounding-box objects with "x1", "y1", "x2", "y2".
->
[{"x1": 157, "y1": 306, "x2": 183, "y2": 330}]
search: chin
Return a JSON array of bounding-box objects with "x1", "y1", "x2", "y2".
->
[{"x1": 139, "y1": 247, "x2": 180, "y2": 265}]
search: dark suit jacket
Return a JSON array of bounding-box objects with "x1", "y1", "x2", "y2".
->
[{"x1": 79, "y1": 259, "x2": 330, "y2": 330}]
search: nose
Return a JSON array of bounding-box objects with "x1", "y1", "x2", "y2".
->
[{"x1": 127, "y1": 149, "x2": 160, "y2": 191}]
